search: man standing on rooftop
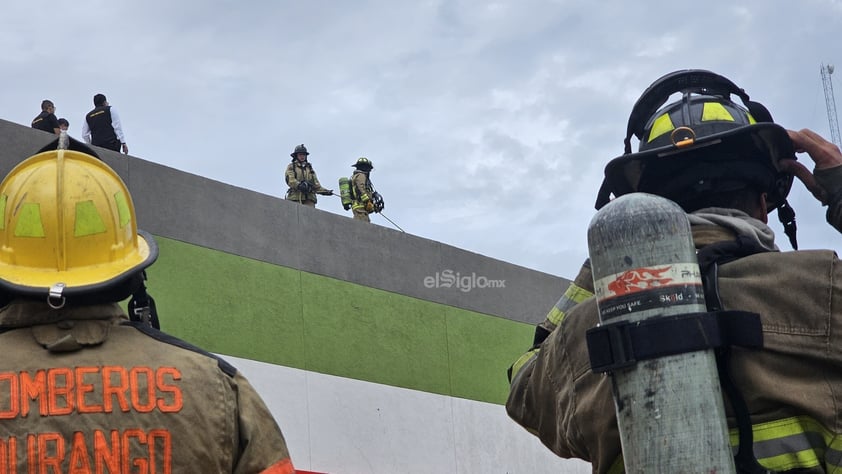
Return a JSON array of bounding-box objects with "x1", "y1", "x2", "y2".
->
[{"x1": 82, "y1": 93, "x2": 129, "y2": 154}]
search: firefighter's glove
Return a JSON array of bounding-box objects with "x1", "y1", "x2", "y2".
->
[
  {"x1": 297, "y1": 181, "x2": 314, "y2": 193},
  {"x1": 365, "y1": 201, "x2": 375, "y2": 213},
  {"x1": 343, "y1": 203, "x2": 351, "y2": 211}
]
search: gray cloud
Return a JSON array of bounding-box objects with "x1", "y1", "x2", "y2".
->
[{"x1": 2, "y1": 0, "x2": 841, "y2": 281}]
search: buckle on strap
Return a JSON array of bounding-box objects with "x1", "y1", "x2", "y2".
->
[
  {"x1": 586, "y1": 320, "x2": 637, "y2": 372},
  {"x1": 586, "y1": 310, "x2": 762, "y2": 373}
]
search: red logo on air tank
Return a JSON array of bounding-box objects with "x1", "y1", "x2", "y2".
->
[{"x1": 606, "y1": 266, "x2": 673, "y2": 296}]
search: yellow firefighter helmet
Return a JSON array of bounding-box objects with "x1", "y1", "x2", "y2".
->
[{"x1": 0, "y1": 147, "x2": 157, "y2": 305}]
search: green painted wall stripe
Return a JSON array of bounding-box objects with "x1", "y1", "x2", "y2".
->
[{"x1": 147, "y1": 236, "x2": 535, "y2": 405}]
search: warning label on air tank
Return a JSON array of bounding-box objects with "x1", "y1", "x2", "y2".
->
[{"x1": 593, "y1": 263, "x2": 705, "y2": 320}]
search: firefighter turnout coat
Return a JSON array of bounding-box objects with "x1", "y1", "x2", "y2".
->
[
  {"x1": 350, "y1": 170, "x2": 375, "y2": 212},
  {"x1": 0, "y1": 301, "x2": 295, "y2": 474},
  {"x1": 285, "y1": 161, "x2": 329, "y2": 204},
  {"x1": 507, "y1": 209, "x2": 842, "y2": 473}
]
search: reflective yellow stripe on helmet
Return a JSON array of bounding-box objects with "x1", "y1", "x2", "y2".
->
[
  {"x1": 115, "y1": 191, "x2": 131, "y2": 228},
  {"x1": 15, "y1": 203, "x2": 45, "y2": 237},
  {"x1": 647, "y1": 113, "x2": 675, "y2": 143},
  {"x1": 74, "y1": 201, "x2": 107, "y2": 236},
  {"x1": 702, "y1": 102, "x2": 736, "y2": 122}
]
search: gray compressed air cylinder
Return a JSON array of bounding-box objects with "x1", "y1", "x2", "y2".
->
[{"x1": 587, "y1": 193, "x2": 735, "y2": 474}]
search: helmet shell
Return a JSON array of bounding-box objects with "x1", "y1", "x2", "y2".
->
[
  {"x1": 0, "y1": 149, "x2": 157, "y2": 300},
  {"x1": 352, "y1": 157, "x2": 374, "y2": 170},
  {"x1": 600, "y1": 72, "x2": 795, "y2": 212},
  {"x1": 290, "y1": 144, "x2": 309, "y2": 158}
]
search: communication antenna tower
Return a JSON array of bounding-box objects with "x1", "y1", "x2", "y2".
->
[{"x1": 821, "y1": 63, "x2": 842, "y2": 147}]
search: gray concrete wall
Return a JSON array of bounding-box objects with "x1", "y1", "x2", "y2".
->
[{"x1": 0, "y1": 119, "x2": 569, "y2": 324}]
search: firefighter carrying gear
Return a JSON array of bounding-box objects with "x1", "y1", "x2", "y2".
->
[
  {"x1": 508, "y1": 215, "x2": 842, "y2": 473},
  {"x1": 285, "y1": 144, "x2": 332, "y2": 207},
  {"x1": 507, "y1": 69, "x2": 842, "y2": 473},
  {"x1": 349, "y1": 157, "x2": 381, "y2": 222}
]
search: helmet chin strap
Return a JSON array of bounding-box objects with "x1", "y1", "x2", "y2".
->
[
  {"x1": 128, "y1": 271, "x2": 159, "y2": 329},
  {"x1": 777, "y1": 200, "x2": 798, "y2": 250}
]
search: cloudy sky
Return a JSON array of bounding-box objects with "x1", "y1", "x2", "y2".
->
[{"x1": 3, "y1": 1, "x2": 842, "y2": 280}]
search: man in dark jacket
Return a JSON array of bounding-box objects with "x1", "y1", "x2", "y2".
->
[
  {"x1": 31, "y1": 99, "x2": 60, "y2": 134},
  {"x1": 82, "y1": 93, "x2": 129, "y2": 154},
  {"x1": 507, "y1": 69, "x2": 842, "y2": 473}
]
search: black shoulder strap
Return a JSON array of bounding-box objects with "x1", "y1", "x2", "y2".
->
[
  {"x1": 697, "y1": 235, "x2": 773, "y2": 312},
  {"x1": 697, "y1": 237, "x2": 776, "y2": 474}
]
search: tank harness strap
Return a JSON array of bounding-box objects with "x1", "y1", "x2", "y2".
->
[
  {"x1": 697, "y1": 236, "x2": 776, "y2": 473},
  {"x1": 586, "y1": 310, "x2": 762, "y2": 373},
  {"x1": 349, "y1": 174, "x2": 358, "y2": 201}
]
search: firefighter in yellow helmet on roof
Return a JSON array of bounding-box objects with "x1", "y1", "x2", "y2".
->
[
  {"x1": 506, "y1": 69, "x2": 842, "y2": 473},
  {"x1": 349, "y1": 157, "x2": 383, "y2": 222},
  {"x1": 0, "y1": 135, "x2": 296, "y2": 473},
  {"x1": 285, "y1": 143, "x2": 333, "y2": 207}
]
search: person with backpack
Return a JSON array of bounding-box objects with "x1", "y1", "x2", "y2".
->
[
  {"x1": 349, "y1": 157, "x2": 383, "y2": 222},
  {"x1": 285, "y1": 144, "x2": 333, "y2": 207},
  {"x1": 506, "y1": 69, "x2": 842, "y2": 473}
]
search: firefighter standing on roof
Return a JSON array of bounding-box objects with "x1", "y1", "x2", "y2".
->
[
  {"x1": 0, "y1": 135, "x2": 296, "y2": 473},
  {"x1": 349, "y1": 157, "x2": 382, "y2": 222},
  {"x1": 285, "y1": 144, "x2": 332, "y2": 207}
]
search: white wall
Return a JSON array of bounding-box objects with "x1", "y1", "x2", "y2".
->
[{"x1": 226, "y1": 355, "x2": 591, "y2": 474}]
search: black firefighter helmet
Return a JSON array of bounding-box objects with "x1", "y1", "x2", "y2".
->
[
  {"x1": 352, "y1": 157, "x2": 374, "y2": 171},
  {"x1": 290, "y1": 144, "x2": 309, "y2": 159},
  {"x1": 595, "y1": 69, "x2": 799, "y2": 247}
]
